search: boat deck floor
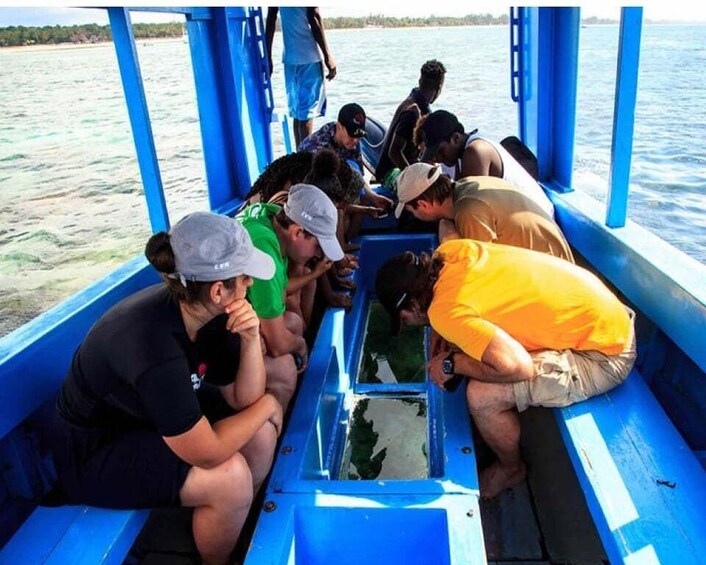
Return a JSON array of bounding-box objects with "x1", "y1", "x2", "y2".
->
[{"x1": 128, "y1": 407, "x2": 606, "y2": 564}]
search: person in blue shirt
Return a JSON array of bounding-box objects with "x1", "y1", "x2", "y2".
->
[{"x1": 266, "y1": 7, "x2": 337, "y2": 148}]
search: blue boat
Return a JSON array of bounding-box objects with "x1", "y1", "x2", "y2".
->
[{"x1": 1, "y1": 6, "x2": 705, "y2": 564}]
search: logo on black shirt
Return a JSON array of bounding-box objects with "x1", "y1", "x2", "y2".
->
[{"x1": 191, "y1": 363, "x2": 207, "y2": 390}]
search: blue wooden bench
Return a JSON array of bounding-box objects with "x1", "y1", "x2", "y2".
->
[
  {"x1": 555, "y1": 368, "x2": 706, "y2": 564},
  {"x1": 0, "y1": 259, "x2": 156, "y2": 563}
]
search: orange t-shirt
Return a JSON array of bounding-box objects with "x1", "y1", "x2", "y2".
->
[{"x1": 428, "y1": 239, "x2": 631, "y2": 361}]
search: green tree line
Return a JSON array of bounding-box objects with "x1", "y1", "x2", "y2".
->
[
  {"x1": 0, "y1": 22, "x2": 185, "y2": 47},
  {"x1": 0, "y1": 15, "x2": 621, "y2": 48}
]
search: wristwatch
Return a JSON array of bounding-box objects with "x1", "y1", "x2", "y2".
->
[{"x1": 442, "y1": 351, "x2": 456, "y2": 375}]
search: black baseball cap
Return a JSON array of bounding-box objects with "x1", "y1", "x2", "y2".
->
[
  {"x1": 337, "y1": 103, "x2": 367, "y2": 138},
  {"x1": 374, "y1": 252, "x2": 421, "y2": 335},
  {"x1": 419, "y1": 110, "x2": 463, "y2": 162}
]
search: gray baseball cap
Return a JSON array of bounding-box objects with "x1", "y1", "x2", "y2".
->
[
  {"x1": 169, "y1": 211, "x2": 275, "y2": 282},
  {"x1": 284, "y1": 183, "x2": 344, "y2": 261}
]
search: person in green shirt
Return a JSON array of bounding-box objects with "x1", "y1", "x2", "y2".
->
[{"x1": 237, "y1": 183, "x2": 343, "y2": 411}]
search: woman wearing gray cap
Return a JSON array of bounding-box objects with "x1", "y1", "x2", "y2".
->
[{"x1": 50, "y1": 212, "x2": 281, "y2": 564}]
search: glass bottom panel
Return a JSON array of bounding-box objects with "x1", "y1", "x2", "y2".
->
[
  {"x1": 358, "y1": 301, "x2": 426, "y2": 384},
  {"x1": 339, "y1": 396, "x2": 428, "y2": 480}
]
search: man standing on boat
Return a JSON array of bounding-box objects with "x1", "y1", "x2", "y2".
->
[
  {"x1": 237, "y1": 183, "x2": 343, "y2": 413},
  {"x1": 300, "y1": 102, "x2": 393, "y2": 219},
  {"x1": 266, "y1": 7, "x2": 337, "y2": 149},
  {"x1": 375, "y1": 60, "x2": 447, "y2": 190},
  {"x1": 415, "y1": 110, "x2": 555, "y2": 218},
  {"x1": 393, "y1": 162, "x2": 574, "y2": 262},
  {"x1": 375, "y1": 241, "x2": 636, "y2": 498}
]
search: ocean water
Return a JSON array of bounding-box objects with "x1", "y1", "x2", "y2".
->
[{"x1": 0, "y1": 24, "x2": 705, "y2": 337}]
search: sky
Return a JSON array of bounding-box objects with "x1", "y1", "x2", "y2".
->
[{"x1": 0, "y1": 2, "x2": 705, "y2": 27}]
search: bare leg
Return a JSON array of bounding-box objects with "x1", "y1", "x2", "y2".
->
[
  {"x1": 300, "y1": 279, "x2": 317, "y2": 327},
  {"x1": 264, "y1": 353, "x2": 297, "y2": 413},
  {"x1": 293, "y1": 118, "x2": 314, "y2": 149},
  {"x1": 466, "y1": 379, "x2": 527, "y2": 498},
  {"x1": 346, "y1": 210, "x2": 365, "y2": 242},
  {"x1": 238, "y1": 421, "x2": 278, "y2": 493},
  {"x1": 180, "y1": 453, "x2": 253, "y2": 565}
]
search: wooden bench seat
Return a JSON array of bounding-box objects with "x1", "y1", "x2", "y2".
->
[
  {"x1": 0, "y1": 260, "x2": 159, "y2": 562},
  {"x1": 0, "y1": 505, "x2": 148, "y2": 564},
  {"x1": 555, "y1": 369, "x2": 706, "y2": 564}
]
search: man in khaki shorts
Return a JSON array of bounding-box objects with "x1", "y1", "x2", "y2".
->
[{"x1": 375, "y1": 239, "x2": 636, "y2": 499}]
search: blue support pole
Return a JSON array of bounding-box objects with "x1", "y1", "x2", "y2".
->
[
  {"x1": 606, "y1": 8, "x2": 643, "y2": 228},
  {"x1": 186, "y1": 9, "x2": 241, "y2": 211},
  {"x1": 534, "y1": 7, "x2": 580, "y2": 190},
  {"x1": 107, "y1": 8, "x2": 169, "y2": 233},
  {"x1": 185, "y1": 8, "x2": 274, "y2": 212}
]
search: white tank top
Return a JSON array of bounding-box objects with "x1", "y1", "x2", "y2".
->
[
  {"x1": 279, "y1": 8, "x2": 322, "y2": 65},
  {"x1": 464, "y1": 132, "x2": 554, "y2": 217}
]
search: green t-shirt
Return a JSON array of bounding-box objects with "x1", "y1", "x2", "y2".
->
[{"x1": 236, "y1": 203, "x2": 288, "y2": 319}]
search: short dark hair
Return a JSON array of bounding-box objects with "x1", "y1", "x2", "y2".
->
[
  {"x1": 375, "y1": 251, "x2": 444, "y2": 335},
  {"x1": 408, "y1": 174, "x2": 453, "y2": 208},
  {"x1": 419, "y1": 59, "x2": 446, "y2": 90}
]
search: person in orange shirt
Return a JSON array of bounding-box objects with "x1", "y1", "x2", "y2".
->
[{"x1": 375, "y1": 239, "x2": 636, "y2": 498}]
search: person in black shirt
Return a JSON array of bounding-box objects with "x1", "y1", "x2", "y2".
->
[
  {"x1": 375, "y1": 60, "x2": 446, "y2": 188},
  {"x1": 52, "y1": 212, "x2": 280, "y2": 565}
]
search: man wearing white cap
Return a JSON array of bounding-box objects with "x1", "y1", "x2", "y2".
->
[
  {"x1": 237, "y1": 183, "x2": 344, "y2": 411},
  {"x1": 394, "y1": 163, "x2": 574, "y2": 262}
]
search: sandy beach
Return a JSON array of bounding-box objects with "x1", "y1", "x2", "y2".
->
[{"x1": 0, "y1": 36, "x2": 182, "y2": 54}]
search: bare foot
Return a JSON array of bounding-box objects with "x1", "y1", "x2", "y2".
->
[{"x1": 479, "y1": 461, "x2": 527, "y2": 499}]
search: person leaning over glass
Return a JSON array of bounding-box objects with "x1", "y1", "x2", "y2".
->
[{"x1": 49, "y1": 212, "x2": 282, "y2": 565}]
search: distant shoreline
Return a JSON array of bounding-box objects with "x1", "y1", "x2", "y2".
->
[
  {"x1": 0, "y1": 36, "x2": 182, "y2": 53},
  {"x1": 2, "y1": 20, "x2": 703, "y2": 53}
]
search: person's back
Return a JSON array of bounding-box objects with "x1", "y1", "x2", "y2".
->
[
  {"x1": 237, "y1": 203, "x2": 289, "y2": 320},
  {"x1": 463, "y1": 132, "x2": 553, "y2": 217},
  {"x1": 376, "y1": 60, "x2": 446, "y2": 185},
  {"x1": 279, "y1": 8, "x2": 321, "y2": 65},
  {"x1": 429, "y1": 239, "x2": 630, "y2": 358},
  {"x1": 452, "y1": 176, "x2": 573, "y2": 262}
]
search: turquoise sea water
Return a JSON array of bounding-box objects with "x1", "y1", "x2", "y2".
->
[{"x1": 0, "y1": 24, "x2": 705, "y2": 337}]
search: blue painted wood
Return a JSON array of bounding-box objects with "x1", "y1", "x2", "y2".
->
[
  {"x1": 107, "y1": 8, "x2": 169, "y2": 233},
  {"x1": 0, "y1": 257, "x2": 159, "y2": 440},
  {"x1": 246, "y1": 493, "x2": 486, "y2": 565},
  {"x1": 557, "y1": 369, "x2": 706, "y2": 564},
  {"x1": 549, "y1": 188, "x2": 706, "y2": 374},
  {"x1": 0, "y1": 506, "x2": 83, "y2": 562},
  {"x1": 0, "y1": 506, "x2": 149, "y2": 564},
  {"x1": 607, "y1": 8, "x2": 643, "y2": 228},
  {"x1": 533, "y1": 7, "x2": 580, "y2": 190},
  {"x1": 185, "y1": 9, "x2": 242, "y2": 210}
]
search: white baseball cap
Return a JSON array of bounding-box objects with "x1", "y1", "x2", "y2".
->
[{"x1": 394, "y1": 163, "x2": 442, "y2": 218}]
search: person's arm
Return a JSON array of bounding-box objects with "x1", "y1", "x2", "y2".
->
[
  {"x1": 388, "y1": 109, "x2": 419, "y2": 169},
  {"x1": 438, "y1": 218, "x2": 461, "y2": 243},
  {"x1": 285, "y1": 259, "x2": 332, "y2": 294},
  {"x1": 265, "y1": 7, "x2": 278, "y2": 77},
  {"x1": 260, "y1": 314, "x2": 307, "y2": 359},
  {"x1": 163, "y1": 394, "x2": 282, "y2": 469},
  {"x1": 428, "y1": 326, "x2": 534, "y2": 388},
  {"x1": 361, "y1": 184, "x2": 393, "y2": 212},
  {"x1": 306, "y1": 7, "x2": 336, "y2": 80},
  {"x1": 388, "y1": 132, "x2": 411, "y2": 170},
  {"x1": 218, "y1": 297, "x2": 267, "y2": 409}
]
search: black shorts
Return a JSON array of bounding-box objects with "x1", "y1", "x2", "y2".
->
[{"x1": 50, "y1": 384, "x2": 234, "y2": 509}]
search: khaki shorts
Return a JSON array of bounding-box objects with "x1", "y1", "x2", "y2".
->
[{"x1": 513, "y1": 308, "x2": 637, "y2": 413}]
